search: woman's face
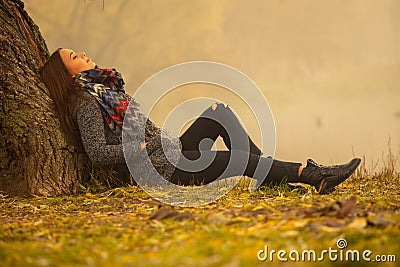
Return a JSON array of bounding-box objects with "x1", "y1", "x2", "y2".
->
[{"x1": 59, "y1": 48, "x2": 96, "y2": 76}]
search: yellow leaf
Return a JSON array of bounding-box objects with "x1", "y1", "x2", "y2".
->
[
  {"x1": 230, "y1": 216, "x2": 252, "y2": 223},
  {"x1": 346, "y1": 217, "x2": 367, "y2": 230}
]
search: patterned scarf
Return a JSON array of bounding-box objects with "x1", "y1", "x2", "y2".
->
[{"x1": 74, "y1": 67, "x2": 145, "y2": 134}]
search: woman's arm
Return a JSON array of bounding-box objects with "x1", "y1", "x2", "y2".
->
[{"x1": 76, "y1": 98, "x2": 143, "y2": 166}]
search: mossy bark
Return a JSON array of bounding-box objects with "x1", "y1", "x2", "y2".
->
[{"x1": 0, "y1": 0, "x2": 87, "y2": 196}]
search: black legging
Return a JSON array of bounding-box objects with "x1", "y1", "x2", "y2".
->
[{"x1": 171, "y1": 103, "x2": 301, "y2": 187}]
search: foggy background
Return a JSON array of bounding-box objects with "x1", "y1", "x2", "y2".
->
[{"x1": 25, "y1": 0, "x2": 400, "y2": 171}]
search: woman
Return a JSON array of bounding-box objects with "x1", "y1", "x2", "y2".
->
[{"x1": 41, "y1": 48, "x2": 361, "y2": 194}]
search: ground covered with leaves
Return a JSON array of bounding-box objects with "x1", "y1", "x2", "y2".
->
[{"x1": 1, "y1": 171, "x2": 399, "y2": 266}]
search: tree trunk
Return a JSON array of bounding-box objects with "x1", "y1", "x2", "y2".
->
[{"x1": 0, "y1": 0, "x2": 87, "y2": 196}]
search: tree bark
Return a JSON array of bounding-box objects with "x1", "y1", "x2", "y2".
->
[{"x1": 0, "y1": 0, "x2": 87, "y2": 196}]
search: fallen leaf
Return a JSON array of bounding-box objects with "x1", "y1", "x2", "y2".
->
[
  {"x1": 336, "y1": 196, "x2": 357, "y2": 219},
  {"x1": 228, "y1": 216, "x2": 252, "y2": 224},
  {"x1": 346, "y1": 217, "x2": 367, "y2": 230},
  {"x1": 149, "y1": 206, "x2": 192, "y2": 221},
  {"x1": 324, "y1": 219, "x2": 345, "y2": 228},
  {"x1": 303, "y1": 196, "x2": 357, "y2": 219},
  {"x1": 206, "y1": 212, "x2": 230, "y2": 224},
  {"x1": 367, "y1": 216, "x2": 396, "y2": 228}
]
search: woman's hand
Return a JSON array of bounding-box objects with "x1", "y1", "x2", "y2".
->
[{"x1": 140, "y1": 142, "x2": 148, "y2": 151}]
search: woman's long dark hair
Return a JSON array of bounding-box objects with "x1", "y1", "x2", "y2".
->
[{"x1": 41, "y1": 48, "x2": 83, "y2": 146}]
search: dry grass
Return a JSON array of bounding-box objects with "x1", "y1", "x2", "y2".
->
[{"x1": 0, "y1": 146, "x2": 399, "y2": 267}]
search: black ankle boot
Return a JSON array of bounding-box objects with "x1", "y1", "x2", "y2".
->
[{"x1": 300, "y1": 158, "x2": 361, "y2": 194}]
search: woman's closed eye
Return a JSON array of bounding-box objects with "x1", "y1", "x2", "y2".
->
[{"x1": 60, "y1": 48, "x2": 96, "y2": 75}]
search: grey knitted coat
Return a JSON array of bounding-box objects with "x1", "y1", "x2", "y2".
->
[{"x1": 74, "y1": 93, "x2": 181, "y2": 183}]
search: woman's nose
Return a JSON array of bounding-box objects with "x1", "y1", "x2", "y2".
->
[{"x1": 78, "y1": 52, "x2": 86, "y2": 58}]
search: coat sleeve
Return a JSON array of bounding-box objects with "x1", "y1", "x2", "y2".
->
[{"x1": 75, "y1": 98, "x2": 143, "y2": 166}]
